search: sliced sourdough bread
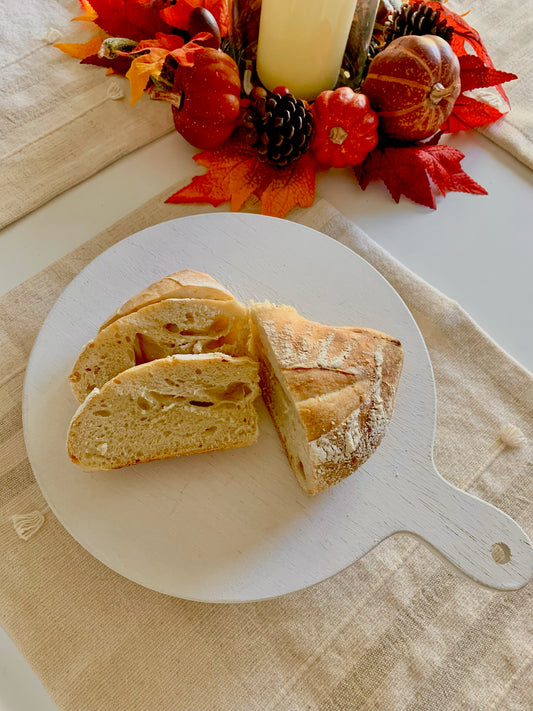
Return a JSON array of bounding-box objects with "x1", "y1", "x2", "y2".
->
[
  {"x1": 70, "y1": 292, "x2": 250, "y2": 402},
  {"x1": 67, "y1": 354, "x2": 260, "y2": 470},
  {"x1": 250, "y1": 302, "x2": 404, "y2": 495},
  {"x1": 100, "y1": 269, "x2": 235, "y2": 331}
]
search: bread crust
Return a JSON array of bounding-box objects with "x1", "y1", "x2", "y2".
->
[
  {"x1": 67, "y1": 353, "x2": 260, "y2": 470},
  {"x1": 100, "y1": 269, "x2": 235, "y2": 331},
  {"x1": 70, "y1": 297, "x2": 250, "y2": 402},
  {"x1": 250, "y1": 302, "x2": 403, "y2": 494}
]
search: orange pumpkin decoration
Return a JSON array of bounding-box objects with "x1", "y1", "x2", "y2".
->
[
  {"x1": 172, "y1": 48, "x2": 241, "y2": 149},
  {"x1": 361, "y1": 35, "x2": 461, "y2": 141},
  {"x1": 310, "y1": 87, "x2": 379, "y2": 168}
]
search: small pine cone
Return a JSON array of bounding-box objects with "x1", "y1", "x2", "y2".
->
[
  {"x1": 243, "y1": 89, "x2": 314, "y2": 168},
  {"x1": 383, "y1": 1, "x2": 454, "y2": 46}
]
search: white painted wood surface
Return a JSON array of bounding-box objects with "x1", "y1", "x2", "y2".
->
[{"x1": 23, "y1": 213, "x2": 533, "y2": 601}]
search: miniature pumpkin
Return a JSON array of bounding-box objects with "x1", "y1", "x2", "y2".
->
[
  {"x1": 310, "y1": 87, "x2": 379, "y2": 168},
  {"x1": 171, "y1": 48, "x2": 241, "y2": 149},
  {"x1": 361, "y1": 35, "x2": 460, "y2": 141}
]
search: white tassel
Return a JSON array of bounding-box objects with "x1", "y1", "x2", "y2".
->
[
  {"x1": 477, "y1": 423, "x2": 527, "y2": 477},
  {"x1": 498, "y1": 423, "x2": 527, "y2": 449},
  {"x1": 12, "y1": 506, "x2": 50, "y2": 541},
  {"x1": 106, "y1": 81, "x2": 125, "y2": 100},
  {"x1": 45, "y1": 28, "x2": 62, "y2": 43}
]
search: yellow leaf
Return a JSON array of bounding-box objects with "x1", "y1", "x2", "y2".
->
[
  {"x1": 55, "y1": 34, "x2": 103, "y2": 60},
  {"x1": 72, "y1": 0, "x2": 98, "y2": 22},
  {"x1": 125, "y1": 48, "x2": 169, "y2": 105}
]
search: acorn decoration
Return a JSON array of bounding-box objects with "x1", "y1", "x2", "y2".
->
[
  {"x1": 243, "y1": 86, "x2": 314, "y2": 167},
  {"x1": 188, "y1": 7, "x2": 221, "y2": 49}
]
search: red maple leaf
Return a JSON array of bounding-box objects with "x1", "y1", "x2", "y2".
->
[
  {"x1": 433, "y1": 29, "x2": 517, "y2": 134},
  {"x1": 160, "y1": 0, "x2": 229, "y2": 35},
  {"x1": 166, "y1": 135, "x2": 316, "y2": 218},
  {"x1": 89, "y1": 0, "x2": 174, "y2": 41},
  {"x1": 441, "y1": 94, "x2": 506, "y2": 133},
  {"x1": 80, "y1": 53, "x2": 133, "y2": 74},
  {"x1": 354, "y1": 144, "x2": 487, "y2": 209},
  {"x1": 457, "y1": 55, "x2": 517, "y2": 94}
]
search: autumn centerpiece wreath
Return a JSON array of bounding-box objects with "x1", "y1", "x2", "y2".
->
[{"x1": 57, "y1": 0, "x2": 517, "y2": 217}]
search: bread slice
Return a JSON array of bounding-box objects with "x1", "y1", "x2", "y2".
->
[
  {"x1": 100, "y1": 269, "x2": 235, "y2": 331},
  {"x1": 250, "y1": 302, "x2": 403, "y2": 494},
  {"x1": 67, "y1": 354, "x2": 260, "y2": 470},
  {"x1": 69, "y1": 295, "x2": 250, "y2": 402}
]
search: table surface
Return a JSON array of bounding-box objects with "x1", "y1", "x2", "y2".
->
[{"x1": 1, "y1": 128, "x2": 532, "y2": 711}]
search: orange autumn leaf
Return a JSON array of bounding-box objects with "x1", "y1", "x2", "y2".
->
[
  {"x1": 135, "y1": 33, "x2": 185, "y2": 52},
  {"x1": 121, "y1": 35, "x2": 205, "y2": 104},
  {"x1": 55, "y1": 34, "x2": 103, "y2": 60},
  {"x1": 166, "y1": 136, "x2": 317, "y2": 218},
  {"x1": 126, "y1": 47, "x2": 169, "y2": 104},
  {"x1": 72, "y1": 0, "x2": 98, "y2": 22},
  {"x1": 260, "y1": 153, "x2": 316, "y2": 216}
]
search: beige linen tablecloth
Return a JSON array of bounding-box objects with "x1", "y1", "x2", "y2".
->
[
  {"x1": 1, "y1": 0, "x2": 532, "y2": 230},
  {"x1": 1, "y1": 198, "x2": 532, "y2": 711},
  {"x1": 0, "y1": 0, "x2": 174, "y2": 230}
]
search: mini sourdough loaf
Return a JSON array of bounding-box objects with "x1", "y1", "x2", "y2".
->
[
  {"x1": 250, "y1": 302, "x2": 403, "y2": 494},
  {"x1": 69, "y1": 270, "x2": 250, "y2": 402},
  {"x1": 67, "y1": 353, "x2": 260, "y2": 470}
]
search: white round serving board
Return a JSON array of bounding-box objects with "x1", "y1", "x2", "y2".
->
[{"x1": 23, "y1": 213, "x2": 533, "y2": 601}]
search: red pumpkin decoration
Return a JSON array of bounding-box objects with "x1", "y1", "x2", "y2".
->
[
  {"x1": 172, "y1": 48, "x2": 241, "y2": 149},
  {"x1": 310, "y1": 87, "x2": 379, "y2": 168},
  {"x1": 361, "y1": 35, "x2": 461, "y2": 141}
]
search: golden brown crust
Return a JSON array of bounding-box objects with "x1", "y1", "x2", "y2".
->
[
  {"x1": 70, "y1": 298, "x2": 250, "y2": 402},
  {"x1": 68, "y1": 435, "x2": 254, "y2": 470},
  {"x1": 67, "y1": 354, "x2": 260, "y2": 470},
  {"x1": 100, "y1": 269, "x2": 235, "y2": 331},
  {"x1": 250, "y1": 302, "x2": 404, "y2": 494}
]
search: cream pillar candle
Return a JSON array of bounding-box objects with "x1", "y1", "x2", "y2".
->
[{"x1": 256, "y1": 0, "x2": 358, "y2": 101}]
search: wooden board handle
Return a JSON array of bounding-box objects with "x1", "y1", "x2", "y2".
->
[{"x1": 395, "y1": 466, "x2": 533, "y2": 590}]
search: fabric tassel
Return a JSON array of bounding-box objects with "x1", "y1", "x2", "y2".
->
[
  {"x1": 477, "y1": 423, "x2": 527, "y2": 477},
  {"x1": 106, "y1": 81, "x2": 125, "y2": 100},
  {"x1": 12, "y1": 505, "x2": 50, "y2": 541}
]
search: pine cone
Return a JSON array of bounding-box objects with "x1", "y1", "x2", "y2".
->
[
  {"x1": 243, "y1": 88, "x2": 314, "y2": 168},
  {"x1": 383, "y1": 1, "x2": 454, "y2": 46}
]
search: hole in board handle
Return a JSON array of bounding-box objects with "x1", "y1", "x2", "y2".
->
[{"x1": 491, "y1": 542, "x2": 512, "y2": 565}]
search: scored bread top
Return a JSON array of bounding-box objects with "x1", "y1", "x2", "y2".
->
[
  {"x1": 100, "y1": 269, "x2": 235, "y2": 331},
  {"x1": 251, "y1": 302, "x2": 403, "y2": 434},
  {"x1": 250, "y1": 302, "x2": 404, "y2": 493}
]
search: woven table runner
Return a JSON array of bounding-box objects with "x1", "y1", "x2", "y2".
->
[
  {"x1": 1, "y1": 0, "x2": 532, "y2": 230},
  {"x1": 1, "y1": 197, "x2": 532, "y2": 711}
]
